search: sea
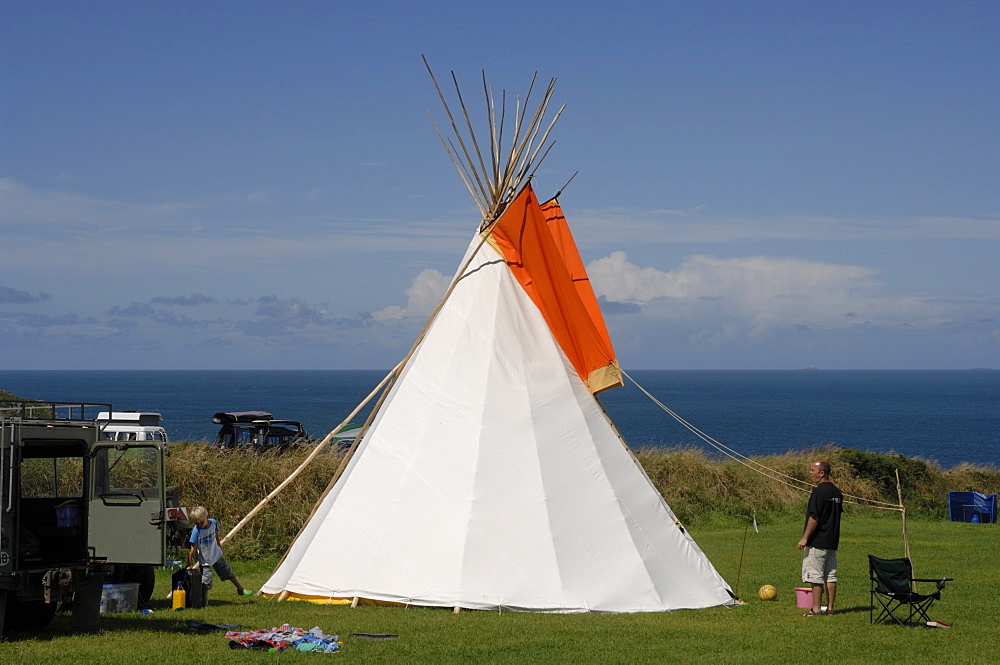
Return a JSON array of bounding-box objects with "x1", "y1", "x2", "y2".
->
[{"x1": 1, "y1": 370, "x2": 996, "y2": 470}]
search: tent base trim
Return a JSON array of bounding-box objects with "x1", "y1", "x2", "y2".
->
[
  {"x1": 260, "y1": 592, "x2": 406, "y2": 607},
  {"x1": 258, "y1": 590, "x2": 737, "y2": 613}
]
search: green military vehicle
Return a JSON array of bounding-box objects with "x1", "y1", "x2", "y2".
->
[{"x1": 0, "y1": 400, "x2": 184, "y2": 634}]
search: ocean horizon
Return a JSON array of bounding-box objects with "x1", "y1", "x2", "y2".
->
[{"x1": 1, "y1": 369, "x2": 996, "y2": 470}]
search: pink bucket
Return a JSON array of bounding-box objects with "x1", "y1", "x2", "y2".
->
[{"x1": 795, "y1": 587, "x2": 812, "y2": 609}]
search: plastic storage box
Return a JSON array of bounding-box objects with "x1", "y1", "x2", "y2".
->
[{"x1": 100, "y1": 583, "x2": 139, "y2": 613}]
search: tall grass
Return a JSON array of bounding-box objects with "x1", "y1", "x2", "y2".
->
[
  {"x1": 166, "y1": 442, "x2": 999, "y2": 558},
  {"x1": 166, "y1": 442, "x2": 346, "y2": 559},
  {"x1": 636, "y1": 445, "x2": 998, "y2": 525}
]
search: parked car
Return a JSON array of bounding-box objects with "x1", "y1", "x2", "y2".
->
[
  {"x1": 97, "y1": 411, "x2": 169, "y2": 443},
  {"x1": 331, "y1": 423, "x2": 365, "y2": 449},
  {"x1": 212, "y1": 411, "x2": 310, "y2": 451}
]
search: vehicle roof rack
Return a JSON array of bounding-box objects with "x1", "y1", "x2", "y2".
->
[{"x1": 0, "y1": 400, "x2": 113, "y2": 422}]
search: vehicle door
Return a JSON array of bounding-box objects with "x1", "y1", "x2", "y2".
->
[{"x1": 88, "y1": 442, "x2": 166, "y2": 565}]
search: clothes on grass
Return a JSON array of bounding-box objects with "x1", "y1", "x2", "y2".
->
[{"x1": 225, "y1": 624, "x2": 342, "y2": 653}]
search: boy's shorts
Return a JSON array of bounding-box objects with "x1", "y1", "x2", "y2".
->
[
  {"x1": 801, "y1": 546, "x2": 837, "y2": 584},
  {"x1": 200, "y1": 554, "x2": 235, "y2": 589}
]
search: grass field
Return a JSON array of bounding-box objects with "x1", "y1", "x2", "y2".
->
[{"x1": 2, "y1": 516, "x2": 993, "y2": 664}]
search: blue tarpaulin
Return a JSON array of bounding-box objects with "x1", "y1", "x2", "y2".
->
[{"x1": 948, "y1": 491, "x2": 997, "y2": 523}]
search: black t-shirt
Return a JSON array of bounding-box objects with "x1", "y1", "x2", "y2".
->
[{"x1": 804, "y1": 481, "x2": 843, "y2": 550}]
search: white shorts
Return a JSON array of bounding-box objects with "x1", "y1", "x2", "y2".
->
[{"x1": 801, "y1": 546, "x2": 837, "y2": 584}]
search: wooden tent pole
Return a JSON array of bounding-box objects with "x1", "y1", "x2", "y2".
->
[
  {"x1": 422, "y1": 55, "x2": 561, "y2": 225},
  {"x1": 220, "y1": 364, "x2": 401, "y2": 546},
  {"x1": 895, "y1": 468, "x2": 912, "y2": 576}
]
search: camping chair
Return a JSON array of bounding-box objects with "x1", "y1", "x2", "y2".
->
[{"x1": 868, "y1": 555, "x2": 952, "y2": 626}]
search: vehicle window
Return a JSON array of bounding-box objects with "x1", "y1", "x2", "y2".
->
[
  {"x1": 93, "y1": 446, "x2": 160, "y2": 492},
  {"x1": 217, "y1": 426, "x2": 233, "y2": 446},
  {"x1": 265, "y1": 432, "x2": 289, "y2": 447},
  {"x1": 20, "y1": 456, "x2": 84, "y2": 498},
  {"x1": 235, "y1": 426, "x2": 256, "y2": 445}
]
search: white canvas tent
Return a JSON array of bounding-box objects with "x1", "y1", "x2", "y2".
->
[
  {"x1": 260, "y1": 183, "x2": 734, "y2": 612},
  {"x1": 259, "y1": 67, "x2": 734, "y2": 612}
]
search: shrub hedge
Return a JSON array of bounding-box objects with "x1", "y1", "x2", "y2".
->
[{"x1": 166, "y1": 442, "x2": 999, "y2": 559}]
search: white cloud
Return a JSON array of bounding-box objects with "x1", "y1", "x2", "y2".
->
[
  {"x1": 372, "y1": 269, "x2": 450, "y2": 322},
  {"x1": 591, "y1": 251, "x2": 878, "y2": 301},
  {"x1": 581, "y1": 252, "x2": 999, "y2": 369},
  {"x1": 586, "y1": 251, "x2": 989, "y2": 335}
]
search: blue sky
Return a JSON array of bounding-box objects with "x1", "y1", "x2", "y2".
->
[{"x1": 2, "y1": 1, "x2": 997, "y2": 370}]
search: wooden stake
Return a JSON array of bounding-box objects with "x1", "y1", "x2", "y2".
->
[
  {"x1": 895, "y1": 468, "x2": 912, "y2": 585},
  {"x1": 734, "y1": 508, "x2": 752, "y2": 598}
]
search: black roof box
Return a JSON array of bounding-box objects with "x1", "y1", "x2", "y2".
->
[{"x1": 212, "y1": 411, "x2": 273, "y2": 424}]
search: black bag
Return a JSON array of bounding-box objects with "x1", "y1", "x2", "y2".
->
[{"x1": 171, "y1": 567, "x2": 207, "y2": 609}]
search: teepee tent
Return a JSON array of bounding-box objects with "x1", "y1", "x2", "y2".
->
[{"x1": 259, "y1": 65, "x2": 734, "y2": 612}]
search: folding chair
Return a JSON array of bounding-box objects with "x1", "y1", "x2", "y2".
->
[{"x1": 868, "y1": 555, "x2": 952, "y2": 626}]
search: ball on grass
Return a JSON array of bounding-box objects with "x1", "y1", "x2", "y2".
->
[{"x1": 758, "y1": 584, "x2": 777, "y2": 601}]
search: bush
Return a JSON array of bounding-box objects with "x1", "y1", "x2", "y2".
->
[{"x1": 637, "y1": 446, "x2": 998, "y2": 526}]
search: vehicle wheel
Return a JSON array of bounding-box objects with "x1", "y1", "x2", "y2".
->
[{"x1": 1, "y1": 594, "x2": 57, "y2": 634}]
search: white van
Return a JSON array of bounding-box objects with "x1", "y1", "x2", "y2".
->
[{"x1": 96, "y1": 411, "x2": 169, "y2": 443}]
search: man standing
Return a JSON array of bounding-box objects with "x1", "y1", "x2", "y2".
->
[{"x1": 797, "y1": 460, "x2": 843, "y2": 616}]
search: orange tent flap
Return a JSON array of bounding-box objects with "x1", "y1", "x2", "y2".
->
[
  {"x1": 539, "y1": 198, "x2": 616, "y2": 354},
  {"x1": 488, "y1": 185, "x2": 621, "y2": 392}
]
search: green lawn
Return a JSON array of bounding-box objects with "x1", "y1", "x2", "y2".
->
[{"x1": 2, "y1": 517, "x2": 993, "y2": 664}]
